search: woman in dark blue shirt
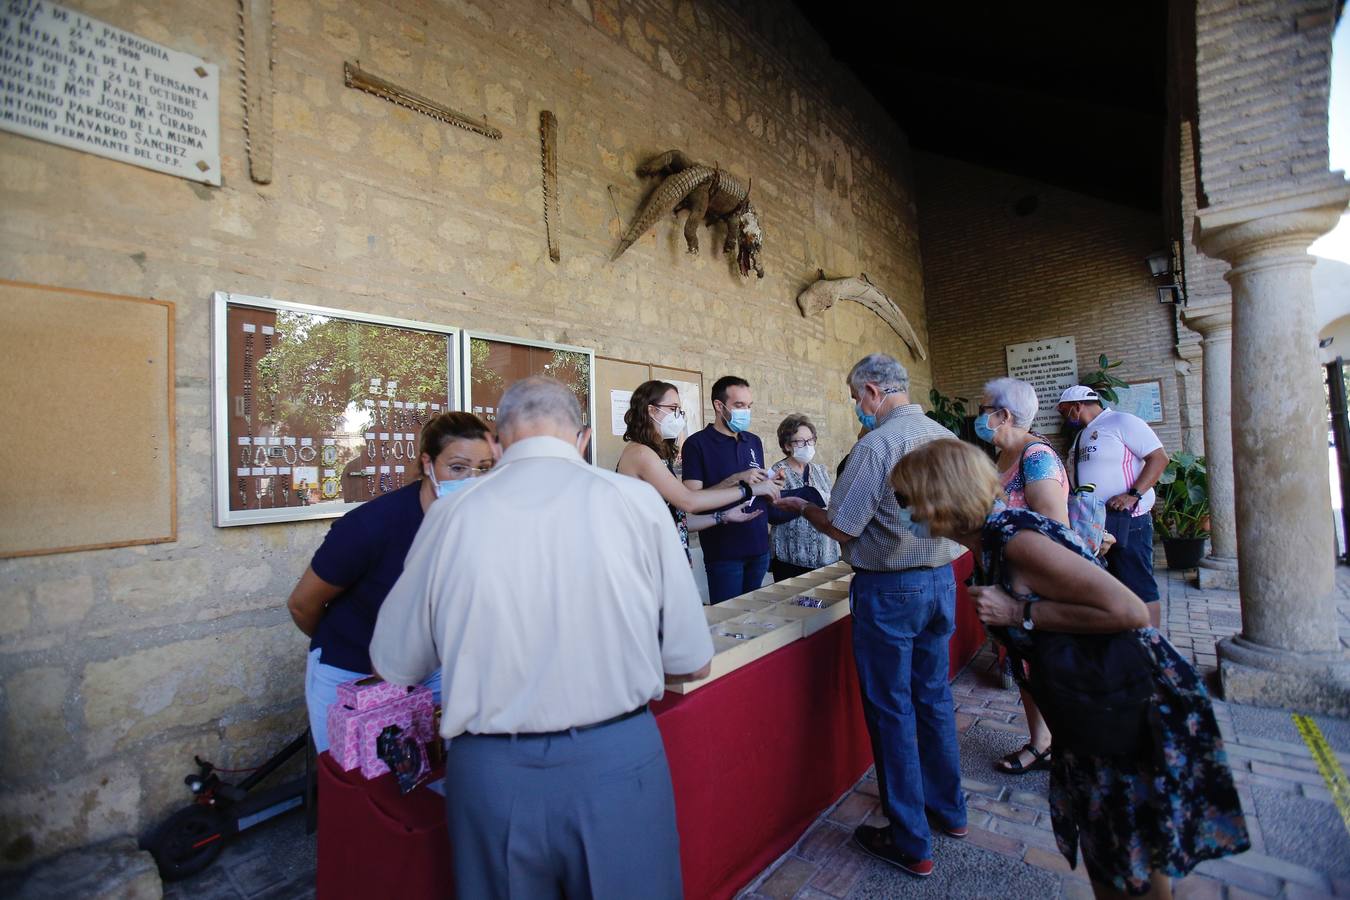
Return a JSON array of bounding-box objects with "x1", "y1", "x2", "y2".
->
[{"x1": 288, "y1": 412, "x2": 495, "y2": 752}]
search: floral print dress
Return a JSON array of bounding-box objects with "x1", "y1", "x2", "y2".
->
[{"x1": 981, "y1": 507, "x2": 1249, "y2": 894}]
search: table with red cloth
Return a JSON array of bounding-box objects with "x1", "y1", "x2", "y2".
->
[{"x1": 317, "y1": 552, "x2": 979, "y2": 900}]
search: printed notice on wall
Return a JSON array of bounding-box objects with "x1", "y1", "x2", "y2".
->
[
  {"x1": 1005, "y1": 336, "x2": 1079, "y2": 434},
  {"x1": 1110, "y1": 381, "x2": 1163, "y2": 424},
  {"x1": 0, "y1": 1, "x2": 221, "y2": 185},
  {"x1": 609, "y1": 389, "x2": 632, "y2": 437}
]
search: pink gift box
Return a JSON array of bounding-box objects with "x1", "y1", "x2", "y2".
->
[
  {"x1": 335, "y1": 675, "x2": 413, "y2": 712},
  {"x1": 327, "y1": 683, "x2": 435, "y2": 775}
]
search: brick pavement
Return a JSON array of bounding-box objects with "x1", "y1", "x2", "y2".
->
[{"x1": 738, "y1": 566, "x2": 1350, "y2": 899}]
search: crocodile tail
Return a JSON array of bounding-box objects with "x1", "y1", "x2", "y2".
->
[{"x1": 613, "y1": 166, "x2": 715, "y2": 261}]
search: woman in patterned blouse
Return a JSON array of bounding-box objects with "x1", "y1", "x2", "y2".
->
[{"x1": 768, "y1": 414, "x2": 841, "y2": 581}]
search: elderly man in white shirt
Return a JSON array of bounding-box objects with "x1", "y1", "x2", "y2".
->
[{"x1": 371, "y1": 376, "x2": 713, "y2": 900}]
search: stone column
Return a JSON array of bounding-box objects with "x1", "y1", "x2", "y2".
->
[
  {"x1": 1195, "y1": 183, "x2": 1350, "y2": 716},
  {"x1": 1180, "y1": 306, "x2": 1238, "y2": 589}
]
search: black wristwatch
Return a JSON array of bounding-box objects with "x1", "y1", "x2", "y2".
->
[
  {"x1": 737, "y1": 479, "x2": 752, "y2": 501},
  {"x1": 713, "y1": 510, "x2": 726, "y2": 526},
  {"x1": 1126, "y1": 486, "x2": 1142, "y2": 499},
  {"x1": 1021, "y1": 601, "x2": 1035, "y2": 631}
]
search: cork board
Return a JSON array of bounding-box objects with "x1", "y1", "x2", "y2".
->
[
  {"x1": 594, "y1": 357, "x2": 703, "y2": 471},
  {"x1": 0, "y1": 281, "x2": 175, "y2": 557}
]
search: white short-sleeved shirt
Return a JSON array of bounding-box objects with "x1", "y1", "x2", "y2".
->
[
  {"x1": 1068, "y1": 409, "x2": 1164, "y2": 516},
  {"x1": 370, "y1": 435, "x2": 714, "y2": 738}
]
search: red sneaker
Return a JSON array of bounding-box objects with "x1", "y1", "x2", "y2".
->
[{"x1": 852, "y1": 825, "x2": 934, "y2": 877}]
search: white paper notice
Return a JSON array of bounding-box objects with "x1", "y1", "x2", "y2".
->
[
  {"x1": 1005, "y1": 336, "x2": 1079, "y2": 435},
  {"x1": 0, "y1": 2, "x2": 221, "y2": 184},
  {"x1": 666, "y1": 379, "x2": 703, "y2": 434},
  {"x1": 609, "y1": 389, "x2": 632, "y2": 437}
]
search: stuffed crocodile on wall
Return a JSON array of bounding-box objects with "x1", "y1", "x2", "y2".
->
[
  {"x1": 612, "y1": 150, "x2": 765, "y2": 278},
  {"x1": 797, "y1": 271, "x2": 929, "y2": 361}
]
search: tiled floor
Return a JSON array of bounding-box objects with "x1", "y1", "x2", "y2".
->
[{"x1": 737, "y1": 567, "x2": 1350, "y2": 899}]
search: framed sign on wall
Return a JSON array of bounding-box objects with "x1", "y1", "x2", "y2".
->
[
  {"x1": 1110, "y1": 380, "x2": 1164, "y2": 424},
  {"x1": 462, "y1": 333, "x2": 596, "y2": 462},
  {"x1": 212, "y1": 293, "x2": 458, "y2": 526}
]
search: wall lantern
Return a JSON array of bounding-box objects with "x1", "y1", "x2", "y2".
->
[{"x1": 1146, "y1": 241, "x2": 1187, "y2": 305}]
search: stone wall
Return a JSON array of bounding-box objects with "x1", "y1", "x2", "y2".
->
[
  {"x1": 0, "y1": 0, "x2": 931, "y2": 865},
  {"x1": 1194, "y1": 0, "x2": 1341, "y2": 206},
  {"x1": 916, "y1": 153, "x2": 1183, "y2": 454}
]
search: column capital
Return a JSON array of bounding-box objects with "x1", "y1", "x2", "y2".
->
[
  {"x1": 1194, "y1": 180, "x2": 1350, "y2": 270},
  {"x1": 1181, "y1": 305, "x2": 1232, "y2": 339}
]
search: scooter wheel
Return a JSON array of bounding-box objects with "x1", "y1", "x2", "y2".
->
[{"x1": 144, "y1": 805, "x2": 229, "y2": 881}]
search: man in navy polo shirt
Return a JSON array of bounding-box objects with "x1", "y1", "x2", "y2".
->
[{"x1": 681, "y1": 375, "x2": 775, "y2": 603}]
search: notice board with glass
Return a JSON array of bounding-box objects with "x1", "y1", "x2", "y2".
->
[
  {"x1": 463, "y1": 333, "x2": 595, "y2": 462},
  {"x1": 212, "y1": 293, "x2": 458, "y2": 526}
]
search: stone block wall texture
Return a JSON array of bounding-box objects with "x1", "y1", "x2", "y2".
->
[
  {"x1": 0, "y1": 0, "x2": 932, "y2": 865},
  {"x1": 1194, "y1": 0, "x2": 1341, "y2": 206},
  {"x1": 916, "y1": 153, "x2": 1183, "y2": 455}
]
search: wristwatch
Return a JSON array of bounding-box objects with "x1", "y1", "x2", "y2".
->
[
  {"x1": 1021, "y1": 601, "x2": 1035, "y2": 631},
  {"x1": 737, "y1": 479, "x2": 752, "y2": 501},
  {"x1": 714, "y1": 510, "x2": 726, "y2": 526},
  {"x1": 1126, "y1": 486, "x2": 1142, "y2": 499}
]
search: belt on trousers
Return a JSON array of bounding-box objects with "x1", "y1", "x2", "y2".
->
[{"x1": 473, "y1": 705, "x2": 648, "y2": 739}]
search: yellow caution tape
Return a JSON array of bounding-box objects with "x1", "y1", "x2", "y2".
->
[{"x1": 1292, "y1": 713, "x2": 1350, "y2": 836}]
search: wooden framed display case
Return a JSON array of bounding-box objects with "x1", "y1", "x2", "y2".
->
[
  {"x1": 666, "y1": 562, "x2": 854, "y2": 694},
  {"x1": 212, "y1": 292, "x2": 458, "y2": 527},
  {"x1": 461, "y1": 332, "x2": 596, "y2": 462}
]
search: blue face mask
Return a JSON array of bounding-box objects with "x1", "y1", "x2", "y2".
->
[
  {"x1": 855, "y1": 402, "x2": 876, "y2": 431},
  {"x1": 435, "y1": 478, "x2": 471, "y2": 499},
  {"x1": 896, "y1": 505, "x2": 932, "y2": 540},
  {"x1": 726, "y1": 408, "x2": 752, "y2": 433},
  {"x1": 973, "y1": 412, "x2": 998, "y2": 443}
]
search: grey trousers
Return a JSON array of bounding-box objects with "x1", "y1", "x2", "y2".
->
[{"x1": 443, "y1": 710, "x2": 682, "y2": 900}]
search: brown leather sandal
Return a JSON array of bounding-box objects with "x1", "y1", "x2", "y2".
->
[{"x1": 994, "y1": 742, "x2": 1051, "y2": 774}]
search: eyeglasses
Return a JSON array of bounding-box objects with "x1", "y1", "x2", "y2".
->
[
  {"x1": 651, "y1": 403, "x2": 683, "y2": 415},
  {"x1": 978, "y1": 405, "x2": 1000, "y2": 415},
  {"x1": 787, "y1": 438, "x2": 816, "y2": 449},
  {"x1": 446, "y1": 463, "x2": 493, "y2": 479}
]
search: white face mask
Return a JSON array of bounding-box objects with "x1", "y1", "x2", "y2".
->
[
  {"x1": 792, "y1": 445, "x2": 815, "y2": 463},
  {"x1": 658, "y1": 411, "x2": 686, "y2": 440}
]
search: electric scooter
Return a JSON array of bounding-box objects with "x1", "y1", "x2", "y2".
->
[{"x1": 141, "y1": 730, "x2": 316, "y2": 881}]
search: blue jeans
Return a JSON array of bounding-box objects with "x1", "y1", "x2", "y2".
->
[
  {"x1": 704, "y1": 552, "x2": 771, "y2": 604},
  {"x1": 305, "y1": 648, "x2": 443, "y2": 753},
  {"x1": 850, "y1": 565, "x2": 965, "y2": 860},
  {"x1": 1105, "y1": 513, "x2": 1160, "y2": 603}
]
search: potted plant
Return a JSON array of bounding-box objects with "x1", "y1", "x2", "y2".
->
[
  {"x1": 1080, "y1": 354, "x2": 1130, "y2": 405},
  {"x1": 926, "y1": 388, "x2": 972, "y2": 440},
  {"x1": 1153, "y1": 451, "x2": 1209, "y2": 569}
]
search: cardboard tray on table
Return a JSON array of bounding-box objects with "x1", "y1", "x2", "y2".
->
[{"x1": 665, "y1": 565, "x2": 853, "y2": 694}]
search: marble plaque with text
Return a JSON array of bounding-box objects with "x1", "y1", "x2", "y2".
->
[{"x1": 0, "y1": 1, "x2": 220, "y2": 184}]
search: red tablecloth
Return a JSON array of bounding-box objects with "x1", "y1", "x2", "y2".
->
[{"x1": 317, "y1": 554, "x2": 980, "y2": 900}]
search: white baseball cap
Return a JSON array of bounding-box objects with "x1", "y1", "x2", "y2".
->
[{"x1": 1057, "y1": 385, "x2": 1100, "y2": 404}]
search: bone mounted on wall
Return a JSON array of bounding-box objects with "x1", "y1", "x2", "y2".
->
[
  {"x1": 610, "y1": 149, "x2": 765, "y2": 279},
  {"x1": 796, "y1": 272, "x2": 929, "y2": 361}
]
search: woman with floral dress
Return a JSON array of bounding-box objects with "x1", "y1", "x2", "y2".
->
[
  {"x1": 891, "y1": 439, "x2": 1248, "y2": 899},
  {"x1": 768, "y1": 414, "x2": 840, "y2": 580}
]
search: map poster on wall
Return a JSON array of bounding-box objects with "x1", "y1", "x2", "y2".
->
[
  {"x1": 1005, "y1": 336, "x2": 1079, "y2": 434},
  {"x1": 1109, "y1": 381, "x2": 1164, "y2": 424},
  {"x1": 0, "y1": 1, "x2": 221, "y2": 185}
]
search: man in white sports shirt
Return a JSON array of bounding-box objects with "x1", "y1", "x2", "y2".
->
[{"x1": 1057, "y1": 386, "x2": 1169, "y2": 627}]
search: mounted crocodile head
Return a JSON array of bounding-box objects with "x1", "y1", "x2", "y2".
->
[{"x1": 737, "y1": 206, "x2": 765, "y2": 279}]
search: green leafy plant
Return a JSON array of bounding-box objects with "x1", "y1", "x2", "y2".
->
[
  {"x1": 1080, "y1": 354, "x2": 1129, "y2": 405},
  {"x1": 926, "y1": 388, "x2": 970, "y2": 437},
  {"x1": 1153, "y1": 451, "x2": 1209, "y2": 539}
]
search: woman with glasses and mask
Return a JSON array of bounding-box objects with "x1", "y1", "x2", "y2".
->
[
  {"x1": 974, "y1": 377, "x2": 1068, "y2": 776},
  {"x1": 768, "y1": 414, "x2": 840, "y2": 581},
  {"x1": 288, "y1": 411, "x2": 496, "y2": 751},
  {"x1": 617, "y1": 380, "x2": 780, "y2": 562}
]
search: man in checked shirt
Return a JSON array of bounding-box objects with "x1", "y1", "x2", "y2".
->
[{"x1": 775, "y1": 353, "x2": 967, "y2": 878}]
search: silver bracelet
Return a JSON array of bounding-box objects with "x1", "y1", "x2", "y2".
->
[
  {"x1": 281, "y1": 445, "x2": 297, "y2": 466},
  {"x1": 298, "y1": 445, "x2": 316, "y2": 463}
]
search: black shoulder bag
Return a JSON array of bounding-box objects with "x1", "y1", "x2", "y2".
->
[{"x1": 987, "y1": 526, "x2": 1157, "y2": 759}]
